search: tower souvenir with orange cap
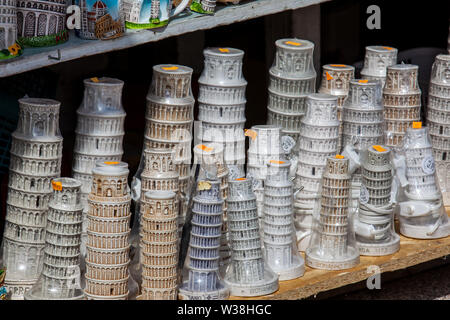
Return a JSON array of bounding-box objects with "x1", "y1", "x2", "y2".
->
[{"x1": 360, "y1": 46, "x2": 398, "y2": 88}]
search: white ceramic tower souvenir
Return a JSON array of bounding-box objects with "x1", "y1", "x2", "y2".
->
[
  {"x1": 1, "y1": 98, "x2": 63, "y2": 300},
  {"x1": 360, "y1": 46, "x2": 398, "y2": 88},
  {"x1": 72, "y1": 77, "x2": 126, "y2": 253},
  {"x1": 179, "y1": 179, "x2": 229, "y2": 300},
  {"x1": 396, "y1": 125, "x2": 450, "y2": 239},
  {"x1": 318, "y1": 64, "x2": 355, "y2": 152},
  {"x1": 139, "y1": 190, "x2": 178, "y2": 300},
  {"x1": 341, "y1": 79, "x2": 384, "y2": 207},
  {"x1": 24, "y1": 178, "x2": 85, "y2": 300},
  {"x1": 306, "y1": 155, "x2": 360, "y2": 270},
  {"x1": 197, "y1": 47, "x2": 247, "y2": 171},
  {"x1": 266, "y1": 39, "x2": 316, "y2": 142},
  {"x1": 426, "y1": 54, "x2": 450, "y2": 205},
  {"x1": 383, "y1": 64, "x2": 422, "y2": 149},
  {"x1": 263, "y1": 160, "x2": 304, "y2": 280},
  {"x1": 355, "y1": 146, "x2": 400, "y2": 256},
  {"x1": 0, "y1": 0, "x2": 22, "y2": 60},
  {"x1": 293, "y1": 93, "x2": 339, "y2": 251},
  {"x1": 224, "y1": 177, "x2": 278, "y2": 296},
  {"x1": 84, "y1": 164, "x2": 132, "y2": 300}
]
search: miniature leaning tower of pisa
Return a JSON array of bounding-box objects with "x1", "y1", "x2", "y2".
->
[
  {"x1": 318, "y1": 64, "x2": 355, "y2": 152},
  {"x1": 426, "y1": 54, "x2": 450, "y2": 205},
  {"x1": 84, "y1": 163, "x2": 132, "y2": 300},
  {"x1": 306, "y1": 155, "x2": 360, "y2": 270},
  {"x1": 293, "y1": 93, "x2": 339, "y2": 251},
  {"x1": 267, "y1": 39, "x2": 317, "y2": 142},
  {"x1": 263, "y1": 160, "x2": 304, "y2": 280},
  {"x1": 139, "y1": 190, "x2": 178, "y2": 300},
  {"x1": 224, "y1": 177, "x2": 278, "y2": 296},
  {"x1": 25, "y1": 178, "x2": 85, "y2": 300},
  {"x1": 179, "y1": 179, "x2": 229, "y2": 300},
  {"x1": 72, "y1": 77, "x2": 126, "y2": 250},
  {"x1": 1, "y1": 98, "x2": 63, "y2": 300},
  {"x1": 383, "y1": 64, "x2": 422, "y2": 149},
  {"x1": 360, "y1": 46, "x2": 398, "y2": 88},
  {"x1": 0, "y1": 0, "x2": 21, "y2": 60},
  {"x1": 197, "y1": 47, "x2": 247, "y2": 172}
]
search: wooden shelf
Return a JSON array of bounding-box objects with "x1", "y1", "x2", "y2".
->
[
  {"x1": 0, "y1": 0, "x2": 330, "y2": 78},
  {"x1": 230, "y1": 211, "x2": 450, "y2": 300}
]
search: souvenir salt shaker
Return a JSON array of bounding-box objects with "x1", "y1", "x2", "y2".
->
[{"x1": 360, "y1": 46, "x2": 398, "y2": 88}]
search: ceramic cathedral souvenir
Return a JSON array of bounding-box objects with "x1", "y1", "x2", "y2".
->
[
  {"x1": 224, "y1": 178, "x2": 278, "y2": 296},
  {"x1": 360, "y1": 46, "x2": 398, "y2": 88},
  {"x1": 426, "y1": 54, "x2": 450, "y2": 205},
  {"x1": 293, "y1": 93, "x2": 339, "y2": 251},
  {"x1": 0, "y1": 98, "x2": 63, "y2": 300},
  {"x1": 306, "y1": 155, "x2": 360, "y2": 270},
  {"x1": 0, "y1": 0, "x2": 22, "y2": 60},
  {"x1": 17, "y1": 0, "x2": 69, "y2": 47},
  {"x1": 266, "y1": 39, "x2": 316, "y2": 142},
  {"x1": 24, "y1": 178, "x2": 85, "y2": 300}
]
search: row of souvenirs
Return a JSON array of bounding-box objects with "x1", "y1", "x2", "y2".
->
[{"x1": 0, "y1": 0, "x2": 235, "y2": 60}]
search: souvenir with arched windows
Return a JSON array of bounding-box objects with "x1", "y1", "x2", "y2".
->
[{"x1": 360, "y1": 45, "x2": 398, "y2": 88}]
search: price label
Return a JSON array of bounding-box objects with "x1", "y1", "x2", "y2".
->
[
  {"x1": 197, "y1": 145, "x2": 213, "y2": 152},
  {"x1": 270, "y1": 160, "x2": 285, "y2": 164},
  {"x1": 412, "y1": 122, "x2": 422, "y2": 129},
  {"x1": 382, "y1": 46, "x2": 393, "y2": 50},
  {"x1": 90, "y1": 77, "x2": 100, "y2": 83},
  {"x1": 285, "y1": 41, "x2": 301, "y2": 46},
  {"x1": 162, "y1": 66, "x2": 179, "y2": 71},
  {"x1": 326, "y1": 71, "x2": 333, "y2": 81},
  {"x1": 245, "y1": 129, "x2": 258, "y2": 141},
  {"x1": 359, "y1": 79, "x2": 369, "y2": 83},
  {"x1": 372, "y1": 145, "x2": 386, "y2": 152},
  {"x1": 219, "y1": 48, "x2": 230, "y2": 53},
  {"x1": 330, "y1": 64, "x2": 347, "y2": 67},
  {"x1": 335, "y1": 154, "x2": 344, "y2": 159},
  {"x1": 52, "y1": 180, "x2": 63, "y2": 191},
  {"x1": 104, "y1": 161, "x2": 120, "y2": 165}
]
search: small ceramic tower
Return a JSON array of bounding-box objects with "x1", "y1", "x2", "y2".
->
[
  {"x1": 0, "y1": 0, "x2": 22, "y2": 60},
  {"x1": 360, "y1": 46, "x2": 398, "y2": 87},
  {"x1": 355, "y1": 146, "x2": 400, "y2": 256},
  {"x1": 267, "y1": 39, "x2": 317, "y2": 142},
  {"x1": 306, "y1": 155, "x2": 360, "y2": 270},
  {"x1": 179, "y1": 179, "x2": 229, "y2": 300},
  {"x1": 319, "y1": 64, "x2": 355, "y2": 152},
  {"x1": 84, "y1": 163, "x2": 132, "y2": 300},
  {"x1": 139, "y1": 190, "x2": 178, "y2": 300},
  {"x1": 293, "y1": 93, "x2": 339, "y2": 251},
  {"x1": 1, "y1": 98, "x2": 63, "y2": 300},
  {"x1": 72, "y1": 77, "x2": 126, "y2": 252},
  {"x1": 383, "y1": 64, "x2": 422, "y2": 149},
  {"x1": 426, "y1": 54, "x2": 450, "y2": 205},
  {"x1": 197, "y1": 47, "x2": 247, "y2": 171},
  {"x1": 397, "y1": 125, "x2": 450, "y2": 239},
  {"x1": 190, "y1": 0, "x2": 217, "y2": 14},
  {"x1": 24, "y1": 178, "x2": 85, "y2": 300},
  {"x1": 263, "y1": 160, "x2": 304, "y2": 280}
]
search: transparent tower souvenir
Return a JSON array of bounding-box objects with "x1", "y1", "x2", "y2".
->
[
  {"x1": 263, "y1": 160, "x2": 304, "y2": 280},
  {"x1": 360, "y1": 46, "x2": 398, "y2": 88},
  {"x1": 396, "y1": 125, "x2": 450, "y2": 239},
  {"x1": 0, "y1": 98, "x2": 63, "y2": 300},
  {"x1": 0, "y1": 0, "x2": 22, "y2": 60},
  {"x1": 355, "y1": 146, "x2": 400, "y2": 256},
  {"x1": 224, "y1": 177, "x2": 278, "y2": 296},
  {"x1": 306, "y1": 155, "x2": 360, "y2": 270},
  {"x1": 24, "y1": 178, "x2": 84, "y2": 300}
]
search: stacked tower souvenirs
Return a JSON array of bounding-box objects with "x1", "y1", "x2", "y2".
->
[
  {"x1": 1, "y1": 98, "x2": 63, "y2": 300},
  {"x1": 355, "y1": 146, "x2": 400, "y2": 256},
  {"x1": 76, "y1": 0, "x2": 124, "y2": 40},
  {"x1": 197, "y1": 47, "x2": 247, "y2": 172},
  {"x1": 426, "y1": 54, "x2": 450, "y2": 205},
  {"x1": 267, "y1": 39, "x2": 317, "y2": 142},
  {"x1": 190, "y1": 0, "x2": 216, "y2": 14},
  {"x1": 179, "y1": 180, "x2": 229, "y2": 300},
  {"x1": 263, "y1": 160, "x2": 304, "y2": 280},
  {"x1": 193, "y1": 143, "x2": 230, "y2": 271},
  {"x1": 342, "y1": 79, "x2": 384, "y2": 207},
  {"x1": 145, "y1": 64, "x2": 194, "y2": 198},
  {"x1": 294, "y1": 93, "x2": 339, "y2": 251},
  {"x1": 360, "y1": 46, "x2": 398, "y2": 87},
  {"x1": 139, "y1": 191, "x2": 178, "y2": 300},
  {"x1": 396, "y1": 125, "x2": 450, "y2": 239},
  {"x1": 24, "y1": 178, "x2": 84, "y2": 300},
  {"x1": 72, "y1": 77, "x2": 126, "y2": 252},
  {"x1": 17, "y1": 0, "x2": 68, "y2": 46},
  {"x1": 0, "y1": 0, "x2": 22, "y2": 60},
  {"x1": 306, "y1": 155, "x2": 360, "y2": 270},
  {"x1": 224, "y1": 178, "x2": 278, "y2": 296},
  {"x1": 383, "y1": 64, "x2": 422, "y2": 149},
  {"x1": 318, "y1": 64, "x2": 355, "y2": 152},
  {"x1": 84, "y1": 163, "x2": 132, "y2": 300}
]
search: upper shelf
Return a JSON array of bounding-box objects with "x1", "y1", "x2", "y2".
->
[{"x1": 0, "y1": 0, "x2": 329, "y2": 78}]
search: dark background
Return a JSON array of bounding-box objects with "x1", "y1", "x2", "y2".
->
[{"x1": 0, "y1": 0, "x2": 449, "y2": 232}]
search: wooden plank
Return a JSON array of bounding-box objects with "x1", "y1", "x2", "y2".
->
[
  {"x1": 230, "y1": 210, "x2": 450, "y2": 300},
  {"x1": 0, "y1": 0, "x2": 331, "y2": 78}
]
